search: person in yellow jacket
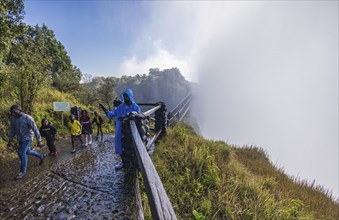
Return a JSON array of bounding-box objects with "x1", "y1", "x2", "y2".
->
[{"x1": 68, "y1": 114, "x2": 84, "y2": 153}]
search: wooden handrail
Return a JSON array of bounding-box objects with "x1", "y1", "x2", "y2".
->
[
  {"x1": 137, "y1": 103, "x2": 160, "y2": 106},
  {"x1": 134, "y1": 169, "x2": 144, "y2": 220},
  {"x1": 143, "y1": 105, "x2": 162, "y2": 117},
  {"x1": 168, "y1": 94, "x2": 193, "y2": 126},
  {"x1": 128, "y1": 95, "x2": 192, "y2": 219},
  {"x1": 146, "y1": 130, "x2": 162, "y2": 152},
  {"x1": 130, "y1": 120, "x2": 177, "y2": 220},
  {"x1": 168, "y1": 93, "x2": 192, "y2": 119},
  {"x1": 179, "y1": 99, "x2": 192, "y2": 122}
]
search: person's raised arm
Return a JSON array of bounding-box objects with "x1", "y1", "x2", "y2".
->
[
  {"x1": 99, "y1": 103, "x2": 117, "y2": 119},
  {"x1": 99, "y1": 103, "x2": 108, "y2": 114}
]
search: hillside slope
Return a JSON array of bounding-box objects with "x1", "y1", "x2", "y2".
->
[{"x1": 150, "y1": 124, "x2": 338, "y2": 219}]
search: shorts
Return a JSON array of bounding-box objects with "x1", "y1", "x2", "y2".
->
[
  {"x1": 71, "y1": 135, "x2": 82, "y2": 141},
  {"x1": 82, "y1": 126, "x2": 93, "y2": 135}
]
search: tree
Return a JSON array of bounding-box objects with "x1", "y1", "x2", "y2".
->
[
  {"x1": 0, "y1": 0, "x2": 24, "y2": 59},
  {"x1": 69, "y1": 73, "x2": 98, "y2": 106},
  {"x1": 149, "y1": 68, "x2": 160, "y2": 76},
  {"x1": 72, "y1": 83, "x2": 98, "y2": 106},
  {"x1": 97, "y1": 77, "x2": 117, "y2": 109},
  {"x1": 52, "y1": 65, "x2": 81, "y2": 92},
  {"x1": 31, "y1": 24, "x2": 81, "y2": 92},
  {"x1": 0, "y1": 0, "x2": 24, "y2": 92},
  {"x1": 120, "y1": 75, "x2": 132, "y2": 83},
  {"x1": 82, "y1": 73, "x2": 93, "y2": 84},
  {"x1": 7, "y1": 25, "x2": 52, "y2": 114}
]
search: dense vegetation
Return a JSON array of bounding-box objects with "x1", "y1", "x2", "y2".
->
[{"x1": 147, "y1": 124, "x2": 339, "y2": 219}]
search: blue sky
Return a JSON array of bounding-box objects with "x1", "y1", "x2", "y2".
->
[
  {"x1": 24, "y1": 1, "x2": 338, "y2": 199},
  {"x1": 24, "y1": 1, "x2": 152, "y2": 77}
]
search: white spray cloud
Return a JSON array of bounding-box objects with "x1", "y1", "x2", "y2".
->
[
  {"x1": 119, "y1": 40, "x2": 190, "y2": 79},
  {"x1": 194, "y1": 2, "x2": 338, "y2": 198},
  {"x1": 121, "y1": 1, "x2": 338, "y2": 198}
]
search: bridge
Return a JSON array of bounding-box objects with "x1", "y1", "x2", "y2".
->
[{"x1": 0, "y1": 94, "x2": 193, "y2": 219}]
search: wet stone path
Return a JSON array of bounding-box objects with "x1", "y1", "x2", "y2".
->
[{"x1": 0, "y1": 136, "x2": 135, "y2": 219}]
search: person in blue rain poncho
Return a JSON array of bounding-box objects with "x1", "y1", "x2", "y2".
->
[{"x1": 99, "y1": 89, "x2": 141, "y2": 169}]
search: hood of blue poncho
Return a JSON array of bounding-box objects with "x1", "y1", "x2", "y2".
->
[{"x1": 120, "y1": 89, "x2": 136, "y2": 104}]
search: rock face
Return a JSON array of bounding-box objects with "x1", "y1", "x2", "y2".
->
[{"x1": 116, "y1": 68, "x2": 194, "y2": 112}]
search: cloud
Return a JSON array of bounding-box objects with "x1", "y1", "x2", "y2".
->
[{"x1": 119, "y1": 40, "x2": 190, "y2": 80}]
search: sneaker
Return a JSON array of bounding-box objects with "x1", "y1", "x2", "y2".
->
[
  {"x1": 39, "y1": 155, "x2": 45, "y2": 165},
  {"x1": 71, "y1": 149, "x2": 76, "y2": 154},
  {"x1": 51, "y1": 151, "x2": 58, "y2": 157},
  {"x1": 89, "y1": 140, "x2": 92, "y2": 145},
  {"x1": 114, "y1": 163, "x2": 124, "y2": 170},
  {"x1": 15, "y1": 172, "x2": 26, "y2": 180}
]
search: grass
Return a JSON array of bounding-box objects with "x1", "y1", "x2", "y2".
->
[
  {"x1": 141, "y1": 123, "x2": 339, "y2": 219},
  {"x1": 234, "y1": 146, "x2": 339, "y2": 219}
]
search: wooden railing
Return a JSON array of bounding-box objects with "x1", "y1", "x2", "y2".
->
[
  {"x1": 130, "y1": 119, "x2": 176, "y2": 220},
  {"x1": 167, "y1": 93, "x2": 193, "y2": 127},
  {"x1": 123, "y1": 96, "x2": 193, "y2": 219}
]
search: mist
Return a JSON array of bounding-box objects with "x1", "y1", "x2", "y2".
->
[
  {"x1": 123, "y1": 1, "x2": 338, "y2": 198},
  {"x1": 191, "y1": 2, "x2": 338, "y2": 198}
]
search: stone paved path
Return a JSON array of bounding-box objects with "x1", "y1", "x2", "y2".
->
[{"x1": 0, "y1": 136, "x2": 135, "y2": 219}]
